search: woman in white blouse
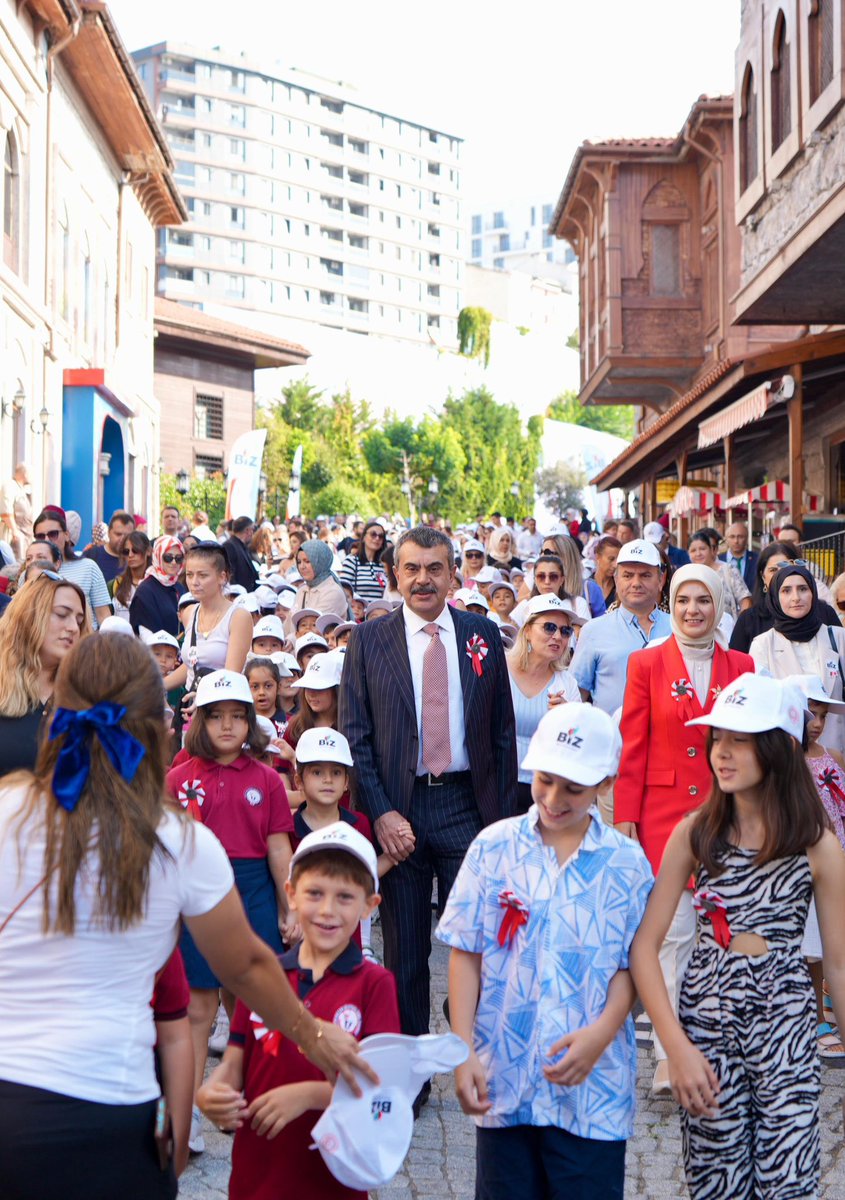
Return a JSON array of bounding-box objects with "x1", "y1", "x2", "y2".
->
[{"x1": 750, "y1": 562, "x2": 845, "y2": 753}]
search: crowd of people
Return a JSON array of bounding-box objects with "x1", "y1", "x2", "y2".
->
[{"x1": 1, "y1": 491, "x2": 845, "y2": 1199}]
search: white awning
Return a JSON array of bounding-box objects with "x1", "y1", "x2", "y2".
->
[{"x1": 697, "y1": 376, "x2": 794, "y2": 449}]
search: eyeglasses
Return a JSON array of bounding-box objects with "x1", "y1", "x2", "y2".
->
[
  {"x1": 464, "y1": 551, "x2": 483, "y2": 558},
  {"x1": 534, "y1": 573, "x2": 562, "y2": 583},
  {"x1": 35, "y1": 529, "x2": 63, "y2": 542},
  {"x1": 538, "y1": 621, "x2": 573, "y2": 637},
  {"x1": 366, "y1": 530, "x2": 385, "y2": 540},
  {"x1": 162, "y1": 553, "x2": 185, "y2": 565}
]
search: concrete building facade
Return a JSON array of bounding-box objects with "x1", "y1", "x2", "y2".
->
[{"x1": 131, "y1": 43, "x2": 464, "y2": 348}]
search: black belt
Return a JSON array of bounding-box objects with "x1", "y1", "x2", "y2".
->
[{"x1": 415, "y1": 770, "x2": 472, "y2": 788}]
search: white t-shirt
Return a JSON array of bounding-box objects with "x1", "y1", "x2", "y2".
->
[{"x1": 0, "y1": 790, "x2": 234, "y2": 1104}]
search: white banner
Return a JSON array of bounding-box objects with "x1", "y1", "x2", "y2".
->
[
  {"x1": 225, "y1": 429, "x2": 267, "y2": 521},
  {"x1": 286, "y1": 443, "x2": 303, "y2": 519}
]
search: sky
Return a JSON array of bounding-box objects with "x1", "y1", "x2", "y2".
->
[{"x1": 108, "y1": 0, "x2": 740, "y2": 210}]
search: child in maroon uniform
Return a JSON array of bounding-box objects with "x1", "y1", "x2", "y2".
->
[
  {"x1": 197, "y1": 824, "x2": 400, "y2": 1200},
  {"x1": 166, "y1": 669, "x2": 295, "y2": 1155}
]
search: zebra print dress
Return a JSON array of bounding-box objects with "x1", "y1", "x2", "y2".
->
[{"x1": 679, "y1": 848, "x2": 819, "y2": 1200}]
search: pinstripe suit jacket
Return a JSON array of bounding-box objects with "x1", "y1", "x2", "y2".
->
[{"x1": 338, "y1": 604, "x2": 518, "y2": 827}]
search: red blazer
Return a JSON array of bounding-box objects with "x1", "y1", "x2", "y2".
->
[{"x1": 615, "y1": 636, "x2": 754, "y2": 873}]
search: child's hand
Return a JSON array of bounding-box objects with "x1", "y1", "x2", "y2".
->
[
  {"x1": 277, "y1": 740, "x2": 296, "y2": 763},
  {"x1": 669, "y1": 1041, "x2": 720, "y2": 1117},
  {"x1": 543, "y1": 1024, "x2": 607, "y2": 1087},
  {"x1": 454, "y1": 1052, "x2": 492, "y2": 1116},
  {"x1": 197, "y1": 1080, "x2": 247, "y2": 1130},
  {"x1": 280, "y1": 912, "x2": 301, "y2": 945},
  {"x1": 244, "y1": 1084, "x2": 311, "y2": 1139}
]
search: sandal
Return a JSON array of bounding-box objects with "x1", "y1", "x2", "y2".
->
[{"x1": 818, "y1": 1022, "x2": 845, "y2": 1059}]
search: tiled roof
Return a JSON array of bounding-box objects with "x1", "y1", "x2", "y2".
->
[
  {"x1": 590, "y1": 357, "x2": 742, "y2": 488},
  {"x1": 154, "y1": 298, "x2": 310, "y2": 366}
]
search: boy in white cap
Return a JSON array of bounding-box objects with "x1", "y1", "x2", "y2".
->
[
  {"x1": 252, "y1": 617, "x2": 286, "y2": 657},
  {"x1": 197, "y1": 823, "x2": 400, "y2": 1200},
  {"x1": 437, "y1": 702, "x2": 653, "y2": 1200}
]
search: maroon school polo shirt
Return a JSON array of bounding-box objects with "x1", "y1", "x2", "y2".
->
[
  {"x1": 166, "y1": 754, "x2": 292, "y2": 858},
  {"x1": 228, "y1": 944, "x2": 400, "y2": 1200}
]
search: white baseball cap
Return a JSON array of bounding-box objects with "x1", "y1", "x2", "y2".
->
[
  {"x1": 454, "y1": 587, "x2": 489, "y2": 611},
  {"x1": 255, "y1": 715, "x2": 282, "y2": 754},
  {"x1": 615, "y1": 539, "x2": 663, "y2": 568},
  {"x1": 245, "y1": 649, "x2": 293, "y2": 677},
  {"x1": 275, "y1": 585, "x2": 297, "y2": 604},
  {"x1": 521, "y1": 702, "x2": 623, "y2": 784},
  {"x1": 332, "y1": 621, "x2": 356, "y2": 640},
  {"x1": 295, "y1": 632, "x2": 329, "y2": 659},
  {"x1": 365, "y1": 599, "x2": 393, "y2": 617},
  {"x1": 255, "y1": 585, "x2": 279, "y2": 610},
  {"x1": 462, "y1": 539, "x2": 485, "y2": 555},
  {"x1": 686, "y1": 673, "x2": 808, "y2": 740},
  {"x1": 139, "y1": 628, "x2": 181, "y2": 651},
  {"x1": 293, "y1": 649, "x2": 344, "y2": 690},
  {"x1": 316, "y1": 612, "x2": 344, "y2": 636},
  {"x1": 295, "y1": 726, "x2": 354, "y2": 767},
  {"x1": 312, "y1": 1032, "x2": 467, "y2": 1191},
  {"x1": 252, "y1": 616, "x2": 286, "y2": 644},
  {"x1": 224, "y1": 583, "x2": 247, "y2": 597},
  {"x1": 98, "y1": 615, "x2": 135, "y2": 638},
  {"x1": 177, "y1": 591, "x2": 196, "y2": 609},
  {"x1": 194, "y1": 669, "x2": 254, "y2": 709},
  {"x1": 473, "y1": 566, "x2": 500, "y2": 584},
  {"x1": 524, "y1": 593, "x2": 587, "y2": 627},
  {"x1": 490, "y1": 580, "x2": 518, "y2": 599},
  {"x1": 234, "y1": 592, "x2": 261, "y2": 613},
  {"x1": 643, "y1": 521, "x2": 666, "y2": 545},
  {"x1": 280, "y1": 651, "x2": 301, "y2": 674},
  {"x1": 290, "y1": 821, "x2": 379, "y2": 891},
  {"x1": 291, "y1": 607, "x2": 321, "y2": 629},
  {"x1": 265, "y1": 573, "x2": 287, "y2": 591},
  {"x1": 787, "y1": 674, "x2": 845, "y2": 714}
]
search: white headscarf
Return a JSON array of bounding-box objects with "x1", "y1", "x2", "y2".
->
[{"x1": 669, "y1": 563, "x2": 727, "y2": 652}]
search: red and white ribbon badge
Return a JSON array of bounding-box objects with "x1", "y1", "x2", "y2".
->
[
  {"x1": 692, "y1": 888, "x2": 731, "y2": 949},
  {"x1": 249, "y1": 1011, "x2": 281, "y2": 1057},
  {"x1": 670, "y1": 678, "x2": 694, "y2": 702},
  {"x1": 178, "y1": 780, "x2": 206, "y2": 821},
  {"x1": 466, "y1": 635, "x2": 489, "y2": 678},
  {"x1": 497, "y1": 890, "x2": 529, "y2": 947}
]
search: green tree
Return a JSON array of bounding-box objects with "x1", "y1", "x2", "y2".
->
[
  {"x1": 457, "y1": 307, "x2": 493, "y2": 367},
  {"x1": 535, "y1": 461, "x2": 588, "y2": 518},
  {"x1": 547, "y1": 390, "x2": 634, "y2": 441},
  {"x1": 277, "y1": 377, "x2": 324, "y2": 429},
  {"x1": 311, "y1": 480, "x2": 375, "y2": 517},
  {"x1": 160, "y1": 473, "x2": 228, "y2": 529}
]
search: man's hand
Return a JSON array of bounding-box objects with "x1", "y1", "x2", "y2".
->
[
  {"x1": 543, "y1": 1024, "x2": 608, "y2": 1087},
  {"x1": 375, "y1": 811, "x2": 415, "y2": 861},
  {"x1": 454, "y1": 1052, "x2": 492, "y2": 1116}
]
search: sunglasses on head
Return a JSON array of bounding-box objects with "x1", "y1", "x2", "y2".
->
[
  {"x1": 35, "y1": 529, "x2": 63, "y2": 542},
  {"x1": 538, "y1": 621, "x2": 573, "y2": 637},
  {"x1": 162, "y1": 553, "x2": 184, "y2": 565},
  {"x1": 37, "y1": 569, "x2": 63, "y2": 582}
]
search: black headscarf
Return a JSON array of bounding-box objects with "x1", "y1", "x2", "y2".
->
[{"x1": 766, "y1": 564, "x2": 823, "y2": 643}]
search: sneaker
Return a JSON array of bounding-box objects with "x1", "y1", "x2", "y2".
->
[
  {"x1": 189, "y1": 1105, "x2": 205, "y2": 1155},
  {"x1": 207, "y1": 1009, "x2": 230, "y2": 1056}
]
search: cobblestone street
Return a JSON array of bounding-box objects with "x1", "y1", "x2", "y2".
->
[{"x1": 180, "y1": 920, "x2": 845, "y2": 1200}]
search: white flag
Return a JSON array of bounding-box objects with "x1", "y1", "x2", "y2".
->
[
  {"x1": 226, "y1": 429, "x2": 267, "y2": 521},
  {"x1": 286, "y1": 444, "x2": 303, "y2": 519}
]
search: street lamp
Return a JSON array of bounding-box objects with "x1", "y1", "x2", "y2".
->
[
  {"x1": 258, "y1": 471, "x2": 268, "y2": 520},
  {"x1": 428, "y1": 475, "x2": 439, "y2": 495},
  {"x1": 510, "y1": 481, "x2": 520, "y2": 498},
  {"x1": 176, "y1": 468, "x2": 190, "y2": 496}
]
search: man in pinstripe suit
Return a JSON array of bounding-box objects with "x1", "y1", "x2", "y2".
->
[{"x1": 339, "y1": 526, "x2": 518, "y2": 1052}]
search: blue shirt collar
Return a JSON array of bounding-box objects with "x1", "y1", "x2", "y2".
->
[{"x1": 524, "y1": 803, "x2": 605, "y2": 853}]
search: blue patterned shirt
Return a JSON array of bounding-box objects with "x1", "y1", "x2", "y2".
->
[{"x1": 436, "y1": 807, "x2": 653, "y2": 1141}]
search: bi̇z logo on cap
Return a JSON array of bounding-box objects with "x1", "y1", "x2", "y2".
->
[
  {"x1": 318, "y1": 734, "x2": 336, "y2": 747},
  {"x1": 214, "y1": 678, "x2": 231, "y2": 689},
  {"x1": 725, "y1": 690, "x2": 746, "y2": 707},
  {"x1": 556, "y1": 728, "x2": 583, "y2": 749},
  {"x1": 371, "y1": 1098, "x2": 393, "y2": 1121}
]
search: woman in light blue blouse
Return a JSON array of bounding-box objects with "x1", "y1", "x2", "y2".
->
[{"x1": 507, "y1": 593, "x2": 582, "y2": 813}]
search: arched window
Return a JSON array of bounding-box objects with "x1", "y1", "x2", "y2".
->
[
  {"x1": 739, "y1": 64, "x2": 758, "y2": 193},
  {"x1": 771, "y1": 12, "x2": 791, "y2": 151},
  {"x1": 809, "y1": 0, "x2": 834, "y2": 103},
  {"x1": 3, "y1": 131, "x2": 18, "y2": 271}
]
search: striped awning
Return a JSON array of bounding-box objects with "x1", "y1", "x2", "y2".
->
[
  {"x1": 697, "y1": 376, "x2": 795, "y2": 449},
  {"x1": 668, "y1": 486, "x2": 726, "y2": 517},
  {"x1": 725, "y1": 481, "x2": 821, "y2": 511}
]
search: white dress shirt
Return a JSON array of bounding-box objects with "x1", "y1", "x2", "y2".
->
[{"x1": 403, "y1": 603, "x2": 470, "y2": 774}]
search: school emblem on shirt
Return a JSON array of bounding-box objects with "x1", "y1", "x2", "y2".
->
[
  {"x1": 333, "y1": 1004, "x2": 362, "y2": 1035},
  {"x1": 670, "y1": 678, "x2": 693, "y2": 702},
  {"x1": 245, "y1": 787, "x2": 263, "y2": 807}
]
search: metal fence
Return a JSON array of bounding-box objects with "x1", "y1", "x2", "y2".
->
[{"x1": 800, "y1": 530, "x2": 845, "y2": 585}]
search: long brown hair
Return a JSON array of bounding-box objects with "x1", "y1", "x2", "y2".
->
[
  {"x1": 529, "y1": 554, "x2": 573, "y2": 603},
  {"x1": 689, "y1": 728, "x2": 828, "y2": 876},
  {"x1": 9, "y1": 635, "x2": 173, "y2": 934},
  {"x1": 113, "y1": 531, "x2": 152, "y2": 606},
  {"x1": 185, "y1": 700, "x2": 269, "y2": 761},
  {"x1": 286, "y1": 686, "x2": 338, "y2": 746},
  {"x1": 0, "y1": 575, "x2": 90, "y2": 717}
]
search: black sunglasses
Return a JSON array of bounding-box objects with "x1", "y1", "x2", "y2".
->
[
  {"x1": 465, "y1": 551, "x2": 483, "y2": 558},
  {"x1": 35, "y1": 529, "x2": 63, "y2": 542},
  {"x1": 538, "y1": 621, "x2": 573, "y2": 637},
  {"x1": 162, "y1": 553, "x2": 185, "y2": 565}
]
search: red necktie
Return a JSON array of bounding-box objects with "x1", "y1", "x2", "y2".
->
[{"x1": 422, "y1": 623, "x2": 451, "y2": 777}]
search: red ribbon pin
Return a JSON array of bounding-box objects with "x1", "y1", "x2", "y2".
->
[
  {"x1": 497, "y1": 890, "x2": 529, "y2": 947},
  {"x1": 819, "y1": 768, "x2": 845, "y2": 813},
  {"x1": 692, "y1": 888, "x2": 731, "y2": 949},
  {"x1": 466, "y1": 635, "x2": 489, "y2": 678}
]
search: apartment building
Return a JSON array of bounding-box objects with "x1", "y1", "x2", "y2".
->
[
  {"x1": 131, "y1": 43, "x2": 463, "y2": 346},
  {"x1": 470, "y1": 200, "x2": 575, "y2": 279}
]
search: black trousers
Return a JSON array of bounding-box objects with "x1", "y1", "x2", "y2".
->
[
  {"x1": 0, "y1": 1078, "x2": 177, "y2": 1200},
  {"x1": 476, "y1": 1125, "x2": 626, "y2": 1200},
  {"x1": 379, "y1": 774, "x2": 482, "y2": 1036}
]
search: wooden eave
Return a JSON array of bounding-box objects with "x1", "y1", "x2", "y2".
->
[
  {"x1": 154, "y1": 300, "x2": 310, "y2": 370},
  {"x1": 19, "y1": 0, "x2": 80, "y2": 35},
  {"x1": 59, "y1": 2, "x2": 186, "y2": 225}
]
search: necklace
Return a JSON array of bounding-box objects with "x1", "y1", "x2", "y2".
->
[{"x1": 197, "y1": 602, "x2": 228, "y2": 639}]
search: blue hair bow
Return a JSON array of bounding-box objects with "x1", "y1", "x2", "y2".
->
[{"x1": 49, "y1": 702, "x2": 146, "y2": 812}]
